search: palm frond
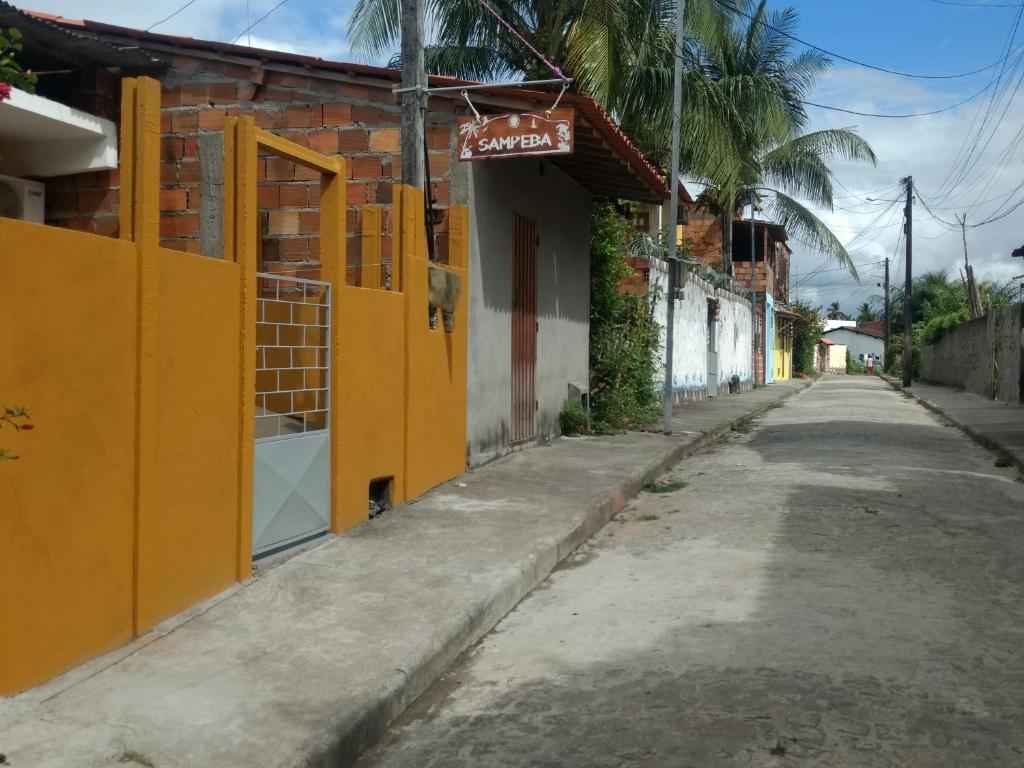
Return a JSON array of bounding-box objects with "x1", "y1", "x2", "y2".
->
[{"x1": 764, "y1": 189, "x2": 859, "y2": 277}]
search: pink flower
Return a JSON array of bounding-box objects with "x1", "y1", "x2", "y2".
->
[{"x1": 0, "y1": 82, "x2": 11, "y2": 101}]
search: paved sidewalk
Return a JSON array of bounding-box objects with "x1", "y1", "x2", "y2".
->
[
  {"x1": 882, "y1": 376, "x2": 1024, "y2": 474},
  {"x1": 0, "y1": 381, "x2": 806, "y2": 768}
]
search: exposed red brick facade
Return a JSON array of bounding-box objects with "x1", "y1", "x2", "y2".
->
[
  {"x1": 678, "y1": 202, "x2": 724, "y2": 268},
  {"x1": 43, "y1": 52, "x2": 457, "y2": 285}
]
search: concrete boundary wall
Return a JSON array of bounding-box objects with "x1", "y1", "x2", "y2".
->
[
  {"x1": 921, "y1": 304, "x2": 1023, "y2": 403},
  {"x1": 650, "y1": 259, "x2": 753, "y2": 400}
]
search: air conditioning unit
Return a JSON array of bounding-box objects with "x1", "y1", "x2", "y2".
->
[{"x1": 0, "y1": 174, "x2": 44, "y2": 223}]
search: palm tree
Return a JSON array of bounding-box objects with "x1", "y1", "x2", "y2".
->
[
  {"x1": 347, "y1": 0, "x2": 739, "y2": 165},
  {"x1": 856, "y1": 301, "x2": 878, "y2": 324},
  {"x1": 826, "y1": 301, "x2": 847, "y2": 321},
  {"x1": 688, "y1": 0, "x2": 876, "y2": 276}
]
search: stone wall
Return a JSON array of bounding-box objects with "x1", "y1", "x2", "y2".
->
[{"x1": 921, "y1": 304, "x2": 1023, "y2": 403}]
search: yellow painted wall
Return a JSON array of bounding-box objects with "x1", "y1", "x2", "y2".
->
[
  {"x1": 136, "y1": 248, "x2": 242, "y2": 630},
  {"x1": 2, "y1": 88, "x2": 471, "y2": 695},
  {"x1": 0, "y1": 220, "x2": 138, "y2": 693},
  {"x1": 398, "y1": 187, "x2": 469, "y2": 501},
  {"x1": 774, "y1": 323, "x2": 792, "y2": 381},
  {"x1": 336, "y1": 285, "x2": 407, "y2": 531},
  {"x1": 1, "y1": 78, "x2": 248, "y2": 694}
]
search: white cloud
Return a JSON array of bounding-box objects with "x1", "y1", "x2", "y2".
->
[
  {"x1": 790, "y1": 65, "x2": 1024, "y2": 314},
  {"x1": 22, "y1": 0, "x2": 355, "y2": 62}
]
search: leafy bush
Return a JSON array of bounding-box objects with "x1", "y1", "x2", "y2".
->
[
  {"x1": 790, "y1": 300, "x2": 824, "y2": 376},
  {"x1": 589, "y1": 200, "x2": 662, "y2": 432},
  {"x1": 846, "y1": 350, "x2": 865, "y2": 375},
  {"x1": 0, "y1": 28, "x2": 37, "y2": 99},
  {"x1": 921, "y1": 309, "x2": 970, "y2": 346},
  {"x1": 560, "y1": 397, "x2": 589, "y2": 435}
]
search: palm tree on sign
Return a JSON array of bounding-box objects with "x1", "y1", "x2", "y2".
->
[{"x1": 687, "y1": 0, "x2": 876, "y2": 276}]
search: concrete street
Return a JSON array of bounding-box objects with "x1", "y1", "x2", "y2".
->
[{"x1": 359, "y1": 377, "x2": 1024, "y2": 767}]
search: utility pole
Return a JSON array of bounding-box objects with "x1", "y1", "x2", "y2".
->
[
  {"x1": 400, "y1": 0, "x2": 425, "y2": 188},
  {"x1": 883, "y1": 257, "x2": 890, "y2": 370},
  {"x1": 750, "y1": 191, "x2": 758, "y2": 385},
  {"x1": 661, "y1": 0, "x2": 686, "y2": 434},
  {"x1": 902, "y1": 176, "x2": 913, "y2": 388}
]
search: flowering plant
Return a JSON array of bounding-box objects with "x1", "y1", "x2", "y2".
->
[{"x1": 0, "y1": 27, "x2": 37, "y2": 101}]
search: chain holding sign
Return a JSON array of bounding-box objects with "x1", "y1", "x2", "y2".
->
[{"x1": 457, "y1": 108, "x2": 574, "y2": 161}]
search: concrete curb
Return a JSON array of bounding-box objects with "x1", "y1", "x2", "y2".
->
[
  {"x1": 316, "y1": 381, "x2": 813, "y2": 766},
  {"x1": 878, "y1": 374, "x2": 1024, "y2": 477}
]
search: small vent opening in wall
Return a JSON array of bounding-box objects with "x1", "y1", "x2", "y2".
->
[{"x1": 369, "y1": 477, "x2": 393, "y2": 519}]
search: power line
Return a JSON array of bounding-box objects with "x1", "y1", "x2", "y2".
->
[
  {"x1": 147, "y1": 0, "x2": 203, "y2": 30},
  {"x1": 712, "y1": 0, "x2": 1024, "y2": 80},
  {"x1": 230, "y1": 0, "x2": 292, "y2": 44},
  {"x1": 801, "y1": 79, "x2": 997, "y2": 118}
]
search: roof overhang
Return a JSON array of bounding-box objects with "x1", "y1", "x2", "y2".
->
[
  {"x1": 1, "y1": 3, "x2": 161, "y2": 69},
  {"x1": 30, "y1": 12, "x2": 669, "y2": 203},
  {"x1": 0, "y1": 87, "x2": 117, "y2": 176},
  {"x1": 775, "y1": 306, "x2": 805, "y2": 322}
]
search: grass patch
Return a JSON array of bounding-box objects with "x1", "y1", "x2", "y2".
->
[
  {"x1": 643, "y1": 479, "x2": 688, "y2": 493},
  {"x1": 638, "y1": 513, "x2": 660, "y2": 521},
  {"x1": 995, "y1": 456, "x2": 1013, "y2": 468},
  {"x1": 731, "y1": 417, "x2": 754, "y2": 434},
  {"x1": 119, "y1": 751, "x2": 155, "y2": 767}
]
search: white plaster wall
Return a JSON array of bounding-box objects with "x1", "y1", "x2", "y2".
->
[
  {"x1": 826, "y1": 328, "x2": 884, "y2": 366},
  {"x1": 466, "y1": 158, "x2": 591, "y2": 466},
  {"x1": 650, "y1": 259, "x2": 752, "y2": 399},
  {"x1": 717, "y1": 291, "x2": 753, "y2": 386},
  {"x1": 828, "y1": 344, "x2": 847, "y2": 371}
]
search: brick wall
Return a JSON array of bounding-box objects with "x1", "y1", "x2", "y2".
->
[
  {"x1": 733, "y1": 260, "x2": 774, "y2": 296},
  {"x1": 44, "y1": 54, "x2": 458, "y2": 285},
  {"x1": 677, "y1": 203, "x2": 722, "y2": 268}
]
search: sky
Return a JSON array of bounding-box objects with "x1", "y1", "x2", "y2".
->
[{"x1": 21, "y1": 0, "x2": 1024, "y2": 316}]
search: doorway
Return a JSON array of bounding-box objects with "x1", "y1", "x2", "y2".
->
[{"x1": 511, "y1": 213, "x2": 537, "y2": 443}]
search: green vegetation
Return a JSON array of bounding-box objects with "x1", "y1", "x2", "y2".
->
[
  {"x1": 559, "y1": 397, "x2": 589, "y2": 435},
  {"x1": 588, "y1": 201, "x2": 663, "y2": 432},
  {"x1": 688, "y1": 2, "x2": 875, "y2": 275},
  {"x1": 827, "y1": 301, "x2": 848, "y2": 321},
  {"x1": 846, "y1": 349, "x2": 866, "y2": 375},
  {"x1": 856, "y1": 301, "x2": 879, "y2": 324},
  {"x1": 790, "y1": 300, "x2": 824, "y2": 376},
  {"x1": 119, "y1": 751, "x2": 155, "y2": 768},
  {"x1": 643, "y1": 479, "x2": 688, "y2": 493},
  {"x1": 731, "y1": 416, "x2": 754, "y2": 433},
  {"x1": 349, "y1": 2, "x2": 874, "y2": 279},
  {"x1": 885, "y1": 271, "x2": 1016, "y2": 378},
  {"x1": 0, "y1": 27, "x2": 37, "y2": 97}
]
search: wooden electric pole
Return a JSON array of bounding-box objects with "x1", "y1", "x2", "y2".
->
[
  {"x1": 662, "y1": 0, "x2": 686, "y2": 434},
  {"x1": 882, "y1": 257, "x2": 890, "y2": 370},
  {"x1": 902, "y1": 176, "x2": 913, "y2": 388},
  {"x1": 400, "y1": 0, "x2": 425, "y2": 188}
]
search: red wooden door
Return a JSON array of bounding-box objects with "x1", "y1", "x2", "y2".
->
[{"x1": 511, "y1": 214, "x2": 537, "y2": 443}]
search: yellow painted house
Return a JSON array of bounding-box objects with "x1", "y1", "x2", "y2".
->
[{"x1": 774, "y1": 323, "x2": 792, "y2": 381}]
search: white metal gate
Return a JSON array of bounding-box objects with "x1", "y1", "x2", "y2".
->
[{"x1": 253, "y1": 273, "x2": 331, "y2": 557}]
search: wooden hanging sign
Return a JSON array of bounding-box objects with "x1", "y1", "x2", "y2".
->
[{"x1": 457, "y1": 108, "x2": 574, "y2": 161}]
